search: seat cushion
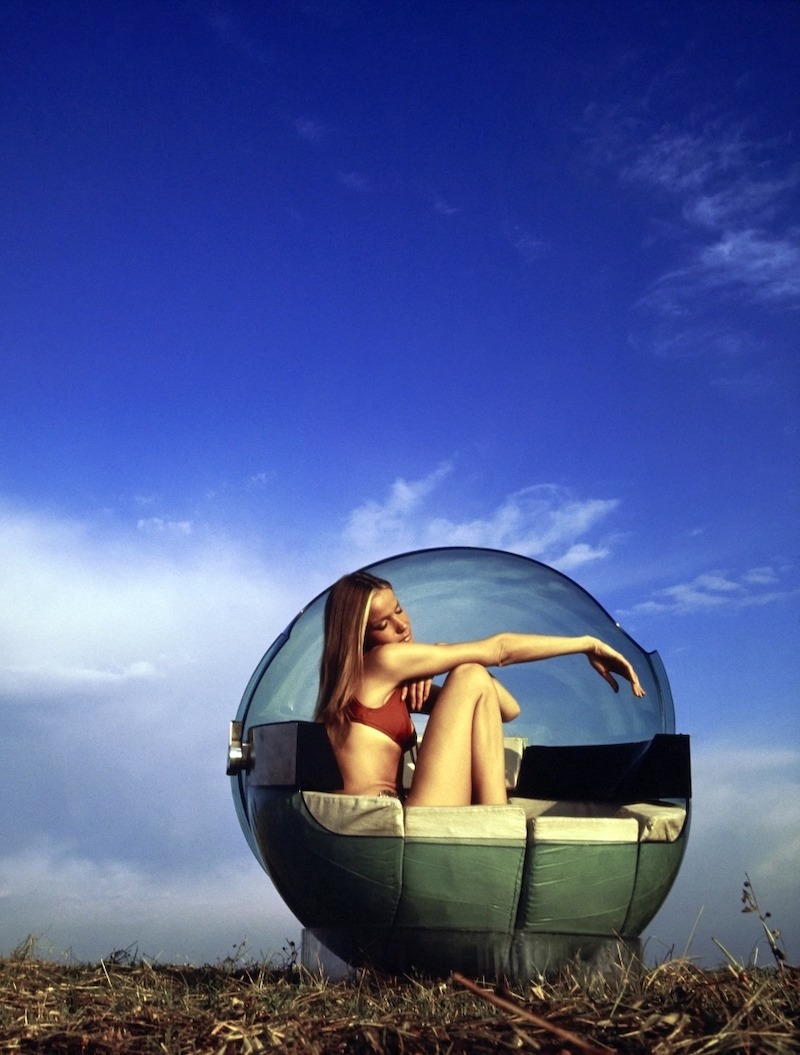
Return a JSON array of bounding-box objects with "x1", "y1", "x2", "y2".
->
[
  {"x1": 529, "y1": 814, "x2": 639, "y2": 843},
  {"x1": 509, "y1": 797, "x2": 688, "y2": 843},
  {"x1": 404, "y1": 804, "x2": 527, "y2": 841},
  {"x1": 301, "y1": 791, "x2": 405, "y2": 837},
  {"x1": 619, "y1": 802, "x2": 687, "y2": 842}
]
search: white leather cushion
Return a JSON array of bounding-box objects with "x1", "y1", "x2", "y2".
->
[
  {"x1": 503, "y1": 737, "x2": 526, "y2": 788},
  {"x1": 529, "y1": 814, "x2": 639, "y2": 843},
  {"x1": 301, "y1": 791, "x2": 405, "y2": 837},
  {"x1": 404, "y1": 804, "x2": 527, "y2": 840},
  {"x1": 510, "y1": 797, "x2": 606, "y2": 820},
  {"x1": 509, "y1": 797, "x2": 687, "y2": 843},
  {"x1": 619, "y1": 802, "x2": 687, "y2": 842}
]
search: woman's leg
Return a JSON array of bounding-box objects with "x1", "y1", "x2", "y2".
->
[{"x1": 405, "y1": 664, "x2": 507, "y2": 806}]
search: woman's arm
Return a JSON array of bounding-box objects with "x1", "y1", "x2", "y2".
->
[
  {"x1": 495, "y1": 632, "x2": 646, "y2": 696},
  {"x1": 367, "y1": 633, "x2": 645, "y2": 697}
]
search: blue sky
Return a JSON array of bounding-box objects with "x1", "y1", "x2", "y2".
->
[{"x1": 1, "y1": 0, "x2": 798, "y2": 968}]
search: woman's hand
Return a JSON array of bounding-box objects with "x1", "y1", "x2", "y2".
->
[
  {"x1": 401, "y1": 677, "x2": 434, "y2": 711},
  {"x1": 586, "y1": 639, "x2": 646, "y2": 697},
  {"x1": 399, "y1": 641, "x2": 450, "y2": 711}
]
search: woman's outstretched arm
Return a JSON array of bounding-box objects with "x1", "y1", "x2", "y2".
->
[
  {"x1": 495, "y1": 633, "x2": 646, "y2": 697},
  {"x1": 367, "y1": 633, "x2": 645, "y2": 697}
]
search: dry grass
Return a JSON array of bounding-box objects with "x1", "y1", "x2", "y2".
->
[{"x1": 1, "y1": 946, "x2": 797, "y2": 1055}]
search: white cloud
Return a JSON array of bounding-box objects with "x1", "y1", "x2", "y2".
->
[
  {"x1": 137, "y1": 517, "x2": 193, "y2": 536},
  {"x1": 507, "y1": 226, "x2": 549, "y2": 264},
  {"x1": 625, "y1": 566, "x2": 797, "y2": 615},
  {"x1": 643, "y1": 226, "x2": 800, "y2": 318},
  {"x1": 587, "y1": 106, "x2": 800, "y2": 366},
  {"x1": 0, "y1": 839, "x2": 297, "y2": 964},
  {"x1": 555, "y1": 542, "x2": 612, "y2": 571},
  {"x1": 691, "y1": 745, "x2": 800, "y2": 881},
  {"x1": 646, "y1": 741, "x2": 800, "y2": 965},
  {"x1": 0, "y1": 501, "x2": 316, "y2": 962},
  {"x1": 742, "y1": 566, "x2": 779, "y2": 586},
  {"x1": 621, "y1": 124, "x2": 780, "y2": 207},
  {"x1": 294, "y1": 117, "x2": 328, "y2": 143},
  {"x1": 698, "y1": 228, "x2": 800, "y2": 304},
  {"x1": 344, "y1": 474, "x2": 619, "y2": 570},
  {"x1": 337, "y1": 170, "x2": 371, "y2": 192},
  {"x1": 0, "y1": 504, "x2": 305, "y2": 702},
  {"x1": 4, "y1": 659, "x2": 160, "y2": 694},
  {"x1": 343, "y1": 464, "x2": 453, "y2": 551},
  {"x1": 199, "y1": 8, "x2": 271, "y2": 68},
  {"x1": 682, "y1": 169, "x2": 800, "y2": 230},
  {"x1": 433, "y1": 196, "x2": 459, "y2": 217},
  {"x1": 692, "y1": 573, "x2": 740, "y2": 593},
  {"x1": 425, "y1": 489, "x2": 617, "y2": 563}
]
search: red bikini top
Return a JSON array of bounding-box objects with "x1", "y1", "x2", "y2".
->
[{"x1": 346, "y1": 687, "x2": 417, "y2": 752}]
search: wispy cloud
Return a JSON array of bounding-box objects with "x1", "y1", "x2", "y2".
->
[
  {"x1": 697, "y1": 228, "x2": 800, "y2": 304},
  {"x1": 424, "y1": 490, "x2": 617, "y2": 569},
  {"x1": 0, "y1": 501, "x2": 315, "y2": 960},
  {"x1": 639, "y1": 226, "x2": 800, "y2": 324},
  {"x1": 344, "y1": 470, "x2": 619, "y2": 571},
  {"x1": 651, "y1": 742, "x2": 800, "y2": 963},
  {"x1": 585, "y1": 103, "x2": 800, "y2": 368},
  {"x1": 137, "y1": 516, "x2": 193, "y2": 537},
  {"x1": 0, "y1": 839, "x2": 296, "y2": 963},
  {"x1": 432, "y1": 196, "x2": 459, "y2": 217},
  {"x1": 625, "y1": 565, "x2": 796, "y2": 615},
  {"x1": 337, "y1": 170, "x2": 372, "y2": 193},
  {"x1": 199, "y1": 8, "x2": 272, "y2": 67},
  {"x1": 344, "y1": 464, "x2": 454, "y2": 553},
  {"x1": 294, "y1": 117, "x2": 329, "y2": 144},
  {"x1": 506, "y1": 225, "x2": 549, "y2": 265},
  {"x1": 629, "y1": 124, "x2": 800, "y2": 361},
  {"x1": 0, "y1": 504, "x2": 300, "y2": 699},
  {"x1": 690, "y1": 744, "x2": 800, "y2": 887}
]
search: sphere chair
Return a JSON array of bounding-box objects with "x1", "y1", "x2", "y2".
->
[{"x1": 228, "y1": 548, "x2": 691, "y2": 980}]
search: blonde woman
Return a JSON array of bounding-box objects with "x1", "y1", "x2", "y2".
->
[{"x1": 314, "y1": 570, "x2": 645, "y2": 806}]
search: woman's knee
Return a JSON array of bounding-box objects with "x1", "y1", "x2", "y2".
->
[{"x1": 445, "y1": 663, "x2": 494, "y2": 693}]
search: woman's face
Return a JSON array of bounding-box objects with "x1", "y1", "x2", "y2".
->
[{"x1": 364, "y1": 588, "x2": 412, "y2": 649}]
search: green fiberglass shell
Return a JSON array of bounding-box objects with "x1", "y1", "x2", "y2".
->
[{"x1": 229, "y1": 547, "x2": 690, "y2": 978}]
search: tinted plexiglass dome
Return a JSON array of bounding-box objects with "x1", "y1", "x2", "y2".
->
[
  {"x1": 232, "y1": 548, "x2": 673, "y2": 836},
  {"x1": 236, "y1": 546, "x2": 673, "y2": 740}
]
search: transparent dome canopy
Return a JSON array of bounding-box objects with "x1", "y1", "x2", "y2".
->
[{"x1": 234, "y1": 547, "x2": 674, "y2": 746}]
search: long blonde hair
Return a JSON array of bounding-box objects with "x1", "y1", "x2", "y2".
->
[{"x1": 314, "y1": 570, "x2": 392, "y2": 745}]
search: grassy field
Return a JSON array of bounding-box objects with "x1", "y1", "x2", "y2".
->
[{"x1": 1, "y1": 945, "x2": 797, "y2": 1055}]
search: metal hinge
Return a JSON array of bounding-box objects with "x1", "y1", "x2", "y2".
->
[{"x1": 226, "y1": 720, "x2": 253, "y2": 775}]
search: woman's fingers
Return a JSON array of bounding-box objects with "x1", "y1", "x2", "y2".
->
[
  {"x1": 588, "y1": 647, "x2": 646, "y2": 697},
  {"x1": 404, "y1": 677, "x2": 433, "y2": 710}
]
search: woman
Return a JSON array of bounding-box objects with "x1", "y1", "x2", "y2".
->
[{"x1": 314, "y1": 569, "x2": 645, "y2": 806}]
